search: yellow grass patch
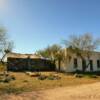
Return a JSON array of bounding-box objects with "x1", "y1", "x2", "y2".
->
[{"x1": 0, "y1": 72, "x2": 100, "y2": 95}]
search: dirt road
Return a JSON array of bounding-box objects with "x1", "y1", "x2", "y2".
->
[
  {"x1": 36, "y1": 82, "x2": 100, "y2": 100},
  {"x1": 1, "y1": 82, "x2": 100, "y2": 100}
]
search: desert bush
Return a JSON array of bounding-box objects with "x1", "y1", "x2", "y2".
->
[
  {"x1": 0, "y1": 74, "x2": 16, "y2": 83},
  {"x1": 3, "y1": 76, "x2": 11, "y2": 83},
  {"x1": 35, "y1": 72, "x2": 41, "y2": 76},
  {"x1": 74, "y1": 74, "x2": 83, "y2": 78},
  {"x1": 47, "y1": 74, "x2": 61, "y2": 80},
  {"x1": 10, "y1": 75, "x2": 16, "y2": 80},
  {"x1": 0, "y1": 85, "x2": 27, "y2": 94},
  {"x1": 23, "y1": 80, "x2": 28, "y2": 82},
  {"x1": 87, "y1": 75, "x2": 98, "y2": 78},
  {"x1": 3, "y1": 75, "x2": 16, "y2": 83},
  {"x1": 47, "y1": 75, "x2": 55, "y2": 80},
  {"x1": 0, "y1": 64, "x2": 6, "y2": 72},
  {"x1": 38, "y1": 75, "x2": 47, "y2": 80},
  {"x1": 0, "y1": 76, "x2": 4, "y2": 82}
]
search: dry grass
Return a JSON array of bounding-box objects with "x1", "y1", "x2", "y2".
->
[{"x1": 0, "y1": 72, "x2": 100, "y2": 95}]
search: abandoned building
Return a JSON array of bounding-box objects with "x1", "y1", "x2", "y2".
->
[
  {"x1": 58, "y1": 48, "x2": 100, "y2": 72},
  {"x1": 6, "y1": 52, "x2": 55, "y2": 71},
  {"x1": 6, "y1": 48, "x2": 100, "y2": 72}
]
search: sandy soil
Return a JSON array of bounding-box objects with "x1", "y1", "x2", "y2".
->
[{"x1": 1, "y1": 82, "x2": 100, "y2": 100}]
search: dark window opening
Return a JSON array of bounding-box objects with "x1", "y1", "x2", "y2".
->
[
  {"x1": 90, "y1": 60, "x2": 93, "y2": 71},
  {"x1": 82, "y1": 59, "x2": 86, "y2": 71},
  {"x1": 74, "y1": 58, "x2": 78, "y2": 68},
  {"x1": 97, "y1": 60, "x2": 100, "y2": 68}
]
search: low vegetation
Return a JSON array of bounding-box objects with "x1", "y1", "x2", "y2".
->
[{"x1": 0, "y1": 72, "x2": 100, "y2": 95}]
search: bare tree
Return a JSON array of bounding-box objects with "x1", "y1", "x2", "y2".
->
[
  {"x1": 1, "y1": 41, "x2": 14, "y2": 63},
  {"x1": 37, "y1": 44, "x2": 62, "y2": 60},
  {"x1": 0, "y1": 27, "x2": 14, "y2": 64},
  {"x1": 36, "y1": 44, "x2": 64, "y2": 71},
  {"x1": 63, "y1": 33, "x2": 100, "y2": 72}
]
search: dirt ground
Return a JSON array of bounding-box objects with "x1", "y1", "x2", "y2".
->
[{"x1": 1, "y1": 82, "x2": 100, "y2": 100}]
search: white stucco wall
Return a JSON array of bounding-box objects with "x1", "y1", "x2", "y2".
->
[{"x1": 59, "y1": 49, "x2": 100, "y2": 72}]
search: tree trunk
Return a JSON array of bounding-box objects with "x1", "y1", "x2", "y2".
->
[
  {"x1": 1, "y1": 53, "x2": 6, "y2": 64},
  {"x1": 58, "y1": 59, "x2": 61, "y2": 71},
  {"x1": 0, "y1": 53, "x2": 8, "y2": 74},
  {"x1": 53, "y1": 59, "x2": 56, "y2": 71},
  {"x1": 82, "y1": 59, "x2": 91, "y2": 72}
]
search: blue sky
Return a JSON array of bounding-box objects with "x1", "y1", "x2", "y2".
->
[{"x1": 0, "y1": 0, "x2": 100, "y2": 53}]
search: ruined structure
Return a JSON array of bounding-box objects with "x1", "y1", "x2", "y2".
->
[{"x1": 7, "y1": 52, "x2": 55, "y2": 71}]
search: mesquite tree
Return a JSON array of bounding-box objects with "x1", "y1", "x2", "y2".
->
[
  {"x1": 0, "y1": 27, "x2": 14, "y2": 64},
  {"x1": 36, "y1": 44, "x2": 64, "y2": 71},
  {"x1": 63, "y1": 33, "x2": 100, "y2": 71}
]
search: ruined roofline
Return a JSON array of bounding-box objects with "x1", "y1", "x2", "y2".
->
[
  {"x1": 6, "y1": 52, "x2": 51, "y2": 60},
  {"x1": 7, "y1": 52, "x2": 43, "y2": 59}
]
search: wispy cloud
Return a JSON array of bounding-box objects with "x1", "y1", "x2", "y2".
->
[{"x1": 0, "y1": 0, "x2": 9, "y2": 12}]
